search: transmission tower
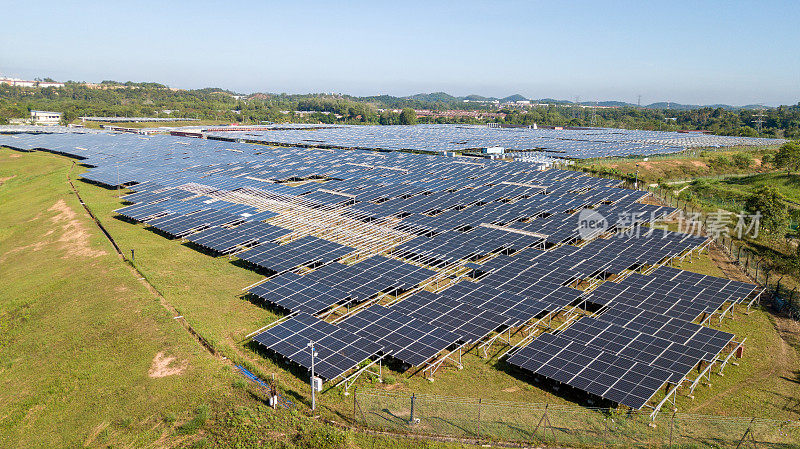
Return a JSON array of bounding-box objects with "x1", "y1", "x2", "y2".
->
[
  {"x1": 753, "y1": 106, "x2": 766, "y2": 135},
  {"x1": 637, "y1": 95, "x2": 642, "y2": 107}
]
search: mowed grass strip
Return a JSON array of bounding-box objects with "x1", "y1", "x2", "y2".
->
[{"x1": 0, "y1": 148, "x2": 236, "y2": 448}]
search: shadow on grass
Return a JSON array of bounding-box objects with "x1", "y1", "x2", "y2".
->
[{"x1": 230, "y1": 257, "x2": 278, "y2": 277}]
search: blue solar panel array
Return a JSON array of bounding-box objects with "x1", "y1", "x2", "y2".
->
[
  {"x1": 205, "y1": 124, "x2": 784, "y2": 160},
  {"x1": 0, "y1": 130, "x2": 757, "y2": 407}
]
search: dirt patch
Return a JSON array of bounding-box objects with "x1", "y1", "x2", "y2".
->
[
  {"x1": 9, "y1": 154, "x2": 21, "y2": 158},
  {"x1": 48, "y1": 199, "x2": 107, "y2": 259},
  {"x1": 502, "y1": 386, "x2": 520, "y2": 393},
  {"x1": 148, "y1": 351, "x2": 188, "y2": 378},
  {"x1": 690, "y1": 161, "x2": 708, "y2": 168},
  {"x1": 708, "y1": 243, "x2": 752, "y2": 283},
  {"x1": 0, "y1": 175, "x2": 16, "y2": 185}
]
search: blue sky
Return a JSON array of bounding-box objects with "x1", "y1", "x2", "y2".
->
[{"x1": 2, "y1": 0, "x2": 799, "y2": 105}]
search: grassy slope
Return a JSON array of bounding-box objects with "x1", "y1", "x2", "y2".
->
[
  {"x1": 712, "y1": 172, "x2": 800, "y2": 203},
  {"x1": 0, "y1": 148, "x2": 236, "y2": 447},
  {"x1": 69, "y1": 148, "x2": 800, "y2": 426},
  {"x1": 577, "y1": 146, "x2": 780, "y2": 184}
]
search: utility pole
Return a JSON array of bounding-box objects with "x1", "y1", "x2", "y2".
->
[{"x1": 307, "y1": 341, "x2": 318, "y2": 411}]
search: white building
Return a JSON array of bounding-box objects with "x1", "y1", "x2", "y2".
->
[
  {"x1": 31, "y1": 110, "x2": 62, "y2": 125},
  {"x1": 0, "y1": 78, "x2": 35, "y2": 87},
  {"x1": 38, "y1": 81, "x2": 65, "y2": 88}
]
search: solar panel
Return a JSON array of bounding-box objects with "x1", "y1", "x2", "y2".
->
[
  {"x1": 339, "y1": 305, "x2": 460, "y2": 367},
  {"x1": 253, "y1": 313, "x2": 382, "y2": 381}
]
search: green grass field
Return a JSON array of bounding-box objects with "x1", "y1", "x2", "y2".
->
[
  {"x1": 0, "y1": 148, "x2": 237, "y2": 447},
  {"x1": 3, "y1": 146, "x2": 800, "y2": 447},
  {"x1": 706, "y1": 172, "x2": 800, "y2": 203}
]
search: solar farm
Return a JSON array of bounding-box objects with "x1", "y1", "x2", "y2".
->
[
  {"x1": 205, "y1": 123, "x2": 785, "y2": 161},
  {"x1": 0, "y1": 129, "x2": 763, "y2": 418}
]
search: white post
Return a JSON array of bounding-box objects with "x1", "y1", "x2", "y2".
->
[{"x1": 307, "y1": 341, "x2": 317, "y2": 411}]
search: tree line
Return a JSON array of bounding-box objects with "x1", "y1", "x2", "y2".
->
[{"x1": 1, "y1": 83, "x2": 798, "y2": 139}]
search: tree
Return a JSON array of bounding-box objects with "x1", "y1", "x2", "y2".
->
[
  {"x1": 399, "y1": 108, "x2": 417, "y2": 125},
  {"x1": 774, "y1": 141, "x2": 800, "y2": 175},
  {"x1": 745, "y1": 185, "x2": 788, "y2": 236}
]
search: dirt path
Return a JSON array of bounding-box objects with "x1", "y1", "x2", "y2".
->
[{"x1": 708, "y1": 243, "x2": 753, "y2": 283}]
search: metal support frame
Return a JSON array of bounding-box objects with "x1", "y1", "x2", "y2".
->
[
  {"x1": 689, "y1": 360, "x2": 717, "y2": 395},
  {"x1": 650, "y1": 382, "x2": 681, "y2": 420},
  {"x1": 718, "y1": 301, "x2": 736, "y2": 323},
  {"x1": 424, "y1": 342, "x2": 467, "y2": 379},
  {"x1": 718, "y1": 338, "x2": 746, "y2": 375},
  {"x1": 498, "y1": 310, "x2": 561, "y2": 360},
  {"x1": 334, "y1": 355, "x2": 386, "y2": 394},
  {"x1": 745, "y1": 290, "x2": 763, "y2": 312}
]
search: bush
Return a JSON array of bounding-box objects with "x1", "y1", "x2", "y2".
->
[
  {"x1": 731, "y1": 153, "x2": 753, "y2": 169},
  {"x1": 762, "y1": 153, "x2": 774, "y2": 165},
  {"x1": 709, "y1": 155, "x2": 732, "y2": 167}
]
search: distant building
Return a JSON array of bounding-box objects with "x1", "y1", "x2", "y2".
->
[
  {"x1": 0, "y1": 78, "x2": 35, "y2": 87},
  {"x1": 38, "y1": 81, "x2": 65, "y2": 88},
  {"x1": 0, "y1": 78, "x2": 64, "y2": 88},
  {"x1": 31, "y1": 110, "x2": 62, "y2": 125}
]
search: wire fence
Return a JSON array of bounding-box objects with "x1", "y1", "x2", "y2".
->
[{"x1": 351, "y1": 389, "x2": 800, "y2": 448}]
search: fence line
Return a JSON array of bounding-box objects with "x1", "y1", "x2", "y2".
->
[{"x1": 352, "y1": 389, "x2": 800, "y2": 448}]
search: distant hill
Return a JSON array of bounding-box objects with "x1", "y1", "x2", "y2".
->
[
  {"x1": 463, "y1": 94, "x2": 496, "y2": 102},
  {"x1": 404, "y1": 92, "x2": 458, "y2": 103},
  {"x1": 533, "y1": 98, "x2": 572, "y2": 105},
  {"x1": 500, "y1": 94, "x2": 528, "y2": 103},
  {"x1": 579, "y1": 101, "x2": 636, "y2": 108},
  {"x1": 641, "y1": 102, "x2": 769, "y2": 111}
]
